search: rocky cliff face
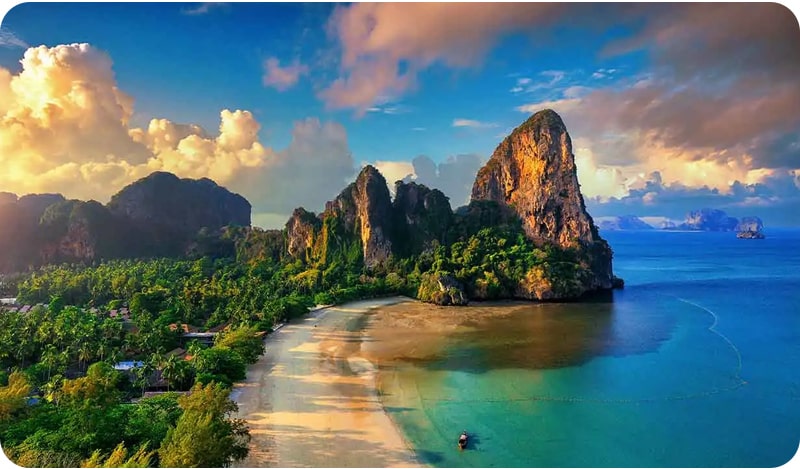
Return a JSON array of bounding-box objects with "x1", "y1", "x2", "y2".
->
[
  {"x1": 472, "y1": 110, "x2": 600, "y2": 247},
  {"x1": 285, "y1": 168, "x2": 458, "y2": 269},
  {"x1": 108, "y1": 172, "x2": 251, "y2": 256},
  {"x1": 323, "y1": 165, "x2": 395, "y2": 268},
  {"x1": 392, "y1": 181, "x2": 453, "y2": 256},
  {"x1": 285, "y1": 208, "x2": 321, "y2": 261},
  {"x1": 470, "y1": 109, "x2": 616, "y2": 296},
  {"x1": 0, "y1": 193, "x2": 67, "y2": 272},
  {"x1": 0, "y1": 172, "x2": 252, "y2": 273},
  {"x1": 39, "y1": 200, "x2": 108, "y2": 264}
]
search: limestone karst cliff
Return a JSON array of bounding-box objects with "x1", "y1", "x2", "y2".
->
[
  {"x1": 323, "y1": 165, "x2": 395, "y2": 268},
  {"x1": 0, "y1": 172, "x2": 252, "y2": 272},
  {"x1": 471, "y1": 109, "x2": 617, "y2": 297},
  {"x1": 284, "y1": 110, "x2": 621, "y2": 302}
]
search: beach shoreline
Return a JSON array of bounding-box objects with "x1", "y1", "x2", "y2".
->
[{"x1": 232, "y1": 296, "x2": 422, "y2": 468}]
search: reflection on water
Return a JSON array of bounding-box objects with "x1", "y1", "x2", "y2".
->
[{"x1": 364, "y1": 292, "x2": 675, "y2": 374}]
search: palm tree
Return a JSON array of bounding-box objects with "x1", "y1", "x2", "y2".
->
[
  {"x1": 132, "y1": 361, "x2": 154, "y2": 397},
  {"x1": 160, "y1": 354, "x2": 179, "y2": 392},
  {"x1": 41, "y1": 344, "x2": 59, "y2": 381},
  {"x1": 77, "y1": 342, "x2": 93, "y2": 372}
]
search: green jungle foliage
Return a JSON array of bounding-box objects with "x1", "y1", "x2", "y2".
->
[{"x1": 1, "y1": 208, "x2": 587, "y2": 466}]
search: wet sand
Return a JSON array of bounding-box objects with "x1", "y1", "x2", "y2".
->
[{"x1": 232, "y1": 297, "x2": 420, "y2": 468}]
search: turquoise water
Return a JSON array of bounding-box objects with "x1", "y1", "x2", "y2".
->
[{"x1": 381, "y1": 229, "x2": 800, "y2": 467}]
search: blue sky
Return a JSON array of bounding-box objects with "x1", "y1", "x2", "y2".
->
[{"x1": 0, "y1": 3, "x2": 798, "y2": 227}]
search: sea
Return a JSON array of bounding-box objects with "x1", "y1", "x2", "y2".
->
[{"x1": 378, "y1": 229, "x2": 800, "y2": 467}]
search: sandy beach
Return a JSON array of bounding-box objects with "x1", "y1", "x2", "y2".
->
[{"x1": 232, "y1": 297, "x2": 420, "y2": 468}]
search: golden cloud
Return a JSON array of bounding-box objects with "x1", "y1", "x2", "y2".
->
[{"x1": 0, "y1": 43, "x2": 356, "y2": 226}]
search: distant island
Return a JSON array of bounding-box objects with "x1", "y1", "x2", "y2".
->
[
  {"x1": 735, "y1": 217, "x2": 766, "y2": 239},
  {"x1": 664, "y1": 208, "x2": 765, "y2": 238},
  {"x1": 597, "y1": 215, "x2": 654, "y2": 231},
  {"x1": 596, "y1": 209, "x2": 765, "y2": 238}
]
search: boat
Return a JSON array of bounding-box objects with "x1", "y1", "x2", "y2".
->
[{"x1": 458, "y1": 431, "x2": 468, "y2": 450}]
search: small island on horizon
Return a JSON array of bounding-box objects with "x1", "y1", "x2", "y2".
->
[{"x1": 596, "y1": 210, "x2": 767, "y2": 238}]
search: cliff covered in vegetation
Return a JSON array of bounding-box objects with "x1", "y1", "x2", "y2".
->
[
  {"x1": 0, "y1": 173, "x2": 251, "y2": 272},
  {"x1": 282, "y1": 110, "x2": 621, "y2": 304}
]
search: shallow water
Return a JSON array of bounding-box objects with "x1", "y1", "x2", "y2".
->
[{"x1": 371, "y1": 229, "x2": 800, "y2": 467}]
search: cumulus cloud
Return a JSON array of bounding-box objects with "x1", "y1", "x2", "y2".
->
[
  {"x1": 262, "y1": 57, "x2": 308, "y2": 91},
  {"x1": 231, "y1": 117, "x2": 355, "y2": 216},
  {"x1": 321, "y1": 3, "x2": 568, "y2": 111},
  {"x1": 0, "y1": 43, "x2": 358, "y2": 229}
]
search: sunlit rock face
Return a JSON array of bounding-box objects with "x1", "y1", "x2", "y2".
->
[{"x1": 471, "y1": 109, "x2": 616, "y2": 297}]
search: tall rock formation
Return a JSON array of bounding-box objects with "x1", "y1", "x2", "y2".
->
[
  {"x1": 392, "y1": 181, "x2": 453, "y2": 256},
  {"x1": 285, "y1": 171, "x2": 457, "y2": 269},
  {"x1": 0, "y1": 193, "x2": 67, "y2": 272},
  {"x1": 471, "y1": 109, "x2": 616, "y2": 296},
  {"x1": 285, "y1": 207, "x2": 321, "y2": 260},
  {"x1": 0, "y1": 172, "x2": 252, "y2": 273},
  {"x1": 108, "y1": 172, "x2": 251, "y2": 256},
  {"x1": 38, "y1": 200, "x2": 119, "y2": 264},
  {"x1": 323, "y1": 165, "x2": 395, "y2": 268}
]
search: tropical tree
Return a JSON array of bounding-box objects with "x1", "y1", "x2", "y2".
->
[
  {"x1": 158, "y1": 382, "x2": 249, "y2": 467},
  {"x1": 214, "y1": 326, "x2": 265, "y2": 364},
  {"x1": 81, "y1": 442, "x2": 154, "y2": 468},
  {"x1": 0, "y1": 371, "x2": 31, "y2": 421}
]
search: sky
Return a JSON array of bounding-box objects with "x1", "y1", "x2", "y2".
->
[{"x1": 0, "y1": 2, "x2": 798, "y2": 227}]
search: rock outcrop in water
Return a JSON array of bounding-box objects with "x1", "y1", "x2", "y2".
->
[
  {"x1": 736, "y1": 216, "x2": 765, "y2": 239},
  {"x1": 470, "y1": 109, "x2": 618, "y2": 298}
]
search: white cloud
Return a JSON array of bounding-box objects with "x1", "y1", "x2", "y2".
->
[{"x1": 367, "y1": 103, "x2": 411, "y2": 115}]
